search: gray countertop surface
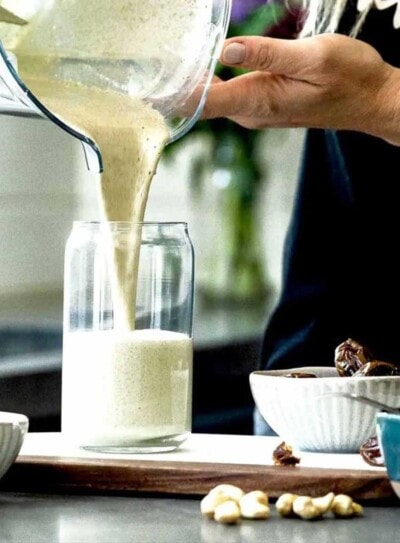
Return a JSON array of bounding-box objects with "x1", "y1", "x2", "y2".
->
[{"x1": 0, "y1": 491, "x2": 398, "y2": 543}]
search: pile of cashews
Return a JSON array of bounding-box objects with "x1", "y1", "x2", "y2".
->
[{"x1": 200, "y1": 484, "x2": 364, "y2": 524}]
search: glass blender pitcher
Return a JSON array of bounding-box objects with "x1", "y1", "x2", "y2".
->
[{"x1": 0, "y1": 0, "x2": 232, "y2": 171}]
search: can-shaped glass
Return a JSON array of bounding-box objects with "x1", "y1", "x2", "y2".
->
[{"x1": 62, "y1": 221, "x2": 194, "y2": 453}]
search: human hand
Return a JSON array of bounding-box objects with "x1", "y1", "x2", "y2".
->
[{"x1": 203, "y1": 33, "x2": 400, "y2": 145}]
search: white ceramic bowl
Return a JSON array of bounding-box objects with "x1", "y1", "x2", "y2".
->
[
  {"x1": 250, "y1": 367, "x2": 400, "y2": 453},
  {"x1": 0, "y1": 411, "x2": 29, "y2": 479}
]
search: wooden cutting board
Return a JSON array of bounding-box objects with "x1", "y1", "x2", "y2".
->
[{"x1": 1, "y1": 433, "x2": 396, "y2": 502}]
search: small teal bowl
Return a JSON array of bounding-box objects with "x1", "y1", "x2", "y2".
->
[{"x1": 376, "y1": 412, "x2": 400, "y2": 499}]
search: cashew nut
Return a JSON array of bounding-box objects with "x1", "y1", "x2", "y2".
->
[
  {"x1": 351, "y1": 502, "x2": 364, "y2": 517},
  {"x1": 213, "y1": 499, "x2": 241, "y2": 524},
  {"x1": 275, "y1": 493, "x2": 298, "y2": 517},
  {"x1": 278, "y1": 492, "x2": 333, "y2": 520},
  {"x1": 201, "y1": 484, "x2": 245, "y2": 519},
  {"x1": 239, "y1": 490, "x2": 270, "y2": 519},
  {"x1": 331, "y1": 494, "x2": 363, "y2": 518},
  {"x1": 311, "y1": 492, "x2": 335, "y2": 515},
  {"x1": 208, "y1": 484, "x2": 245, "y2": 503},
  {"x1": 292, "y1": 496, "x2": 322, "y2": 520},
  {"x1": 200, "y1": 492, "x2": 231, "y2": 518}
]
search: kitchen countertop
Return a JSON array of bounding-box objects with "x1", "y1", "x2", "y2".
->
[
  {"x1": 1, "y1": 433, "x2": 399, "y2": 541},
  {"x1": 0, "y1": 491, "x2": 398, "y2": 543}
]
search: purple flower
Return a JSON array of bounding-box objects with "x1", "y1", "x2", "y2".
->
[{"x1": 230, "y1": 0, "x2": 267, "y2": 24}]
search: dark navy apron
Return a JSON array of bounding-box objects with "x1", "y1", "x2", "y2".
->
[{"x1": 261, "y1": 2, "x2": 400, "y2": 370}]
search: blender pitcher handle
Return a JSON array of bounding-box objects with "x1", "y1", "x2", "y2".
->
[{"x1": 0, "y1": 41, "x2": 103, "y2": 172}]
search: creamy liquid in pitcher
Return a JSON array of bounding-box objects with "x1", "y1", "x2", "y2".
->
[{"x1": 15, "y1": 56, "x2": 192, "y2": 447}]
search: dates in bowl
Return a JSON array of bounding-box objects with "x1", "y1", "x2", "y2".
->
[
  {"x1": 334, "y1": 338, "x2": 400, "y2": 377},
  {"x1": 249, "y1": 339, "x2": 400, "y2": 453}
]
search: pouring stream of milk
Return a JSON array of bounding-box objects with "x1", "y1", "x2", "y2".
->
[{"x1": 20, "y1": 74, "x2": 169, "y2": 330}]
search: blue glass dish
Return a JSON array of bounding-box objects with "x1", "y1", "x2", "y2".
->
[{"x1": 377, "y1": 412, "x2": 400, "y2": 499}]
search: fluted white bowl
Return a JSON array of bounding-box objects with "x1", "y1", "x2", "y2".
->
[
  {"x1": 250, "y1": 367, "x2": 400, "y2": 453},
  {"x1": 0, "y1": 411, "x2": 29, "y2": 479}
]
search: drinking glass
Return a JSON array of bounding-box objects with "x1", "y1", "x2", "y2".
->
[{"x1": 62, "y1": 221, "x2": 194, "y2": 453}]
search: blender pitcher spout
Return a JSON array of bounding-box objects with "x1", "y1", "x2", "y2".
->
[
  {"x1": 0, "y1": 6, "x2": 27, "y2": 26},
  {"x1": 0, "y1": 42, "x2": 103, "y2": 172}
]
